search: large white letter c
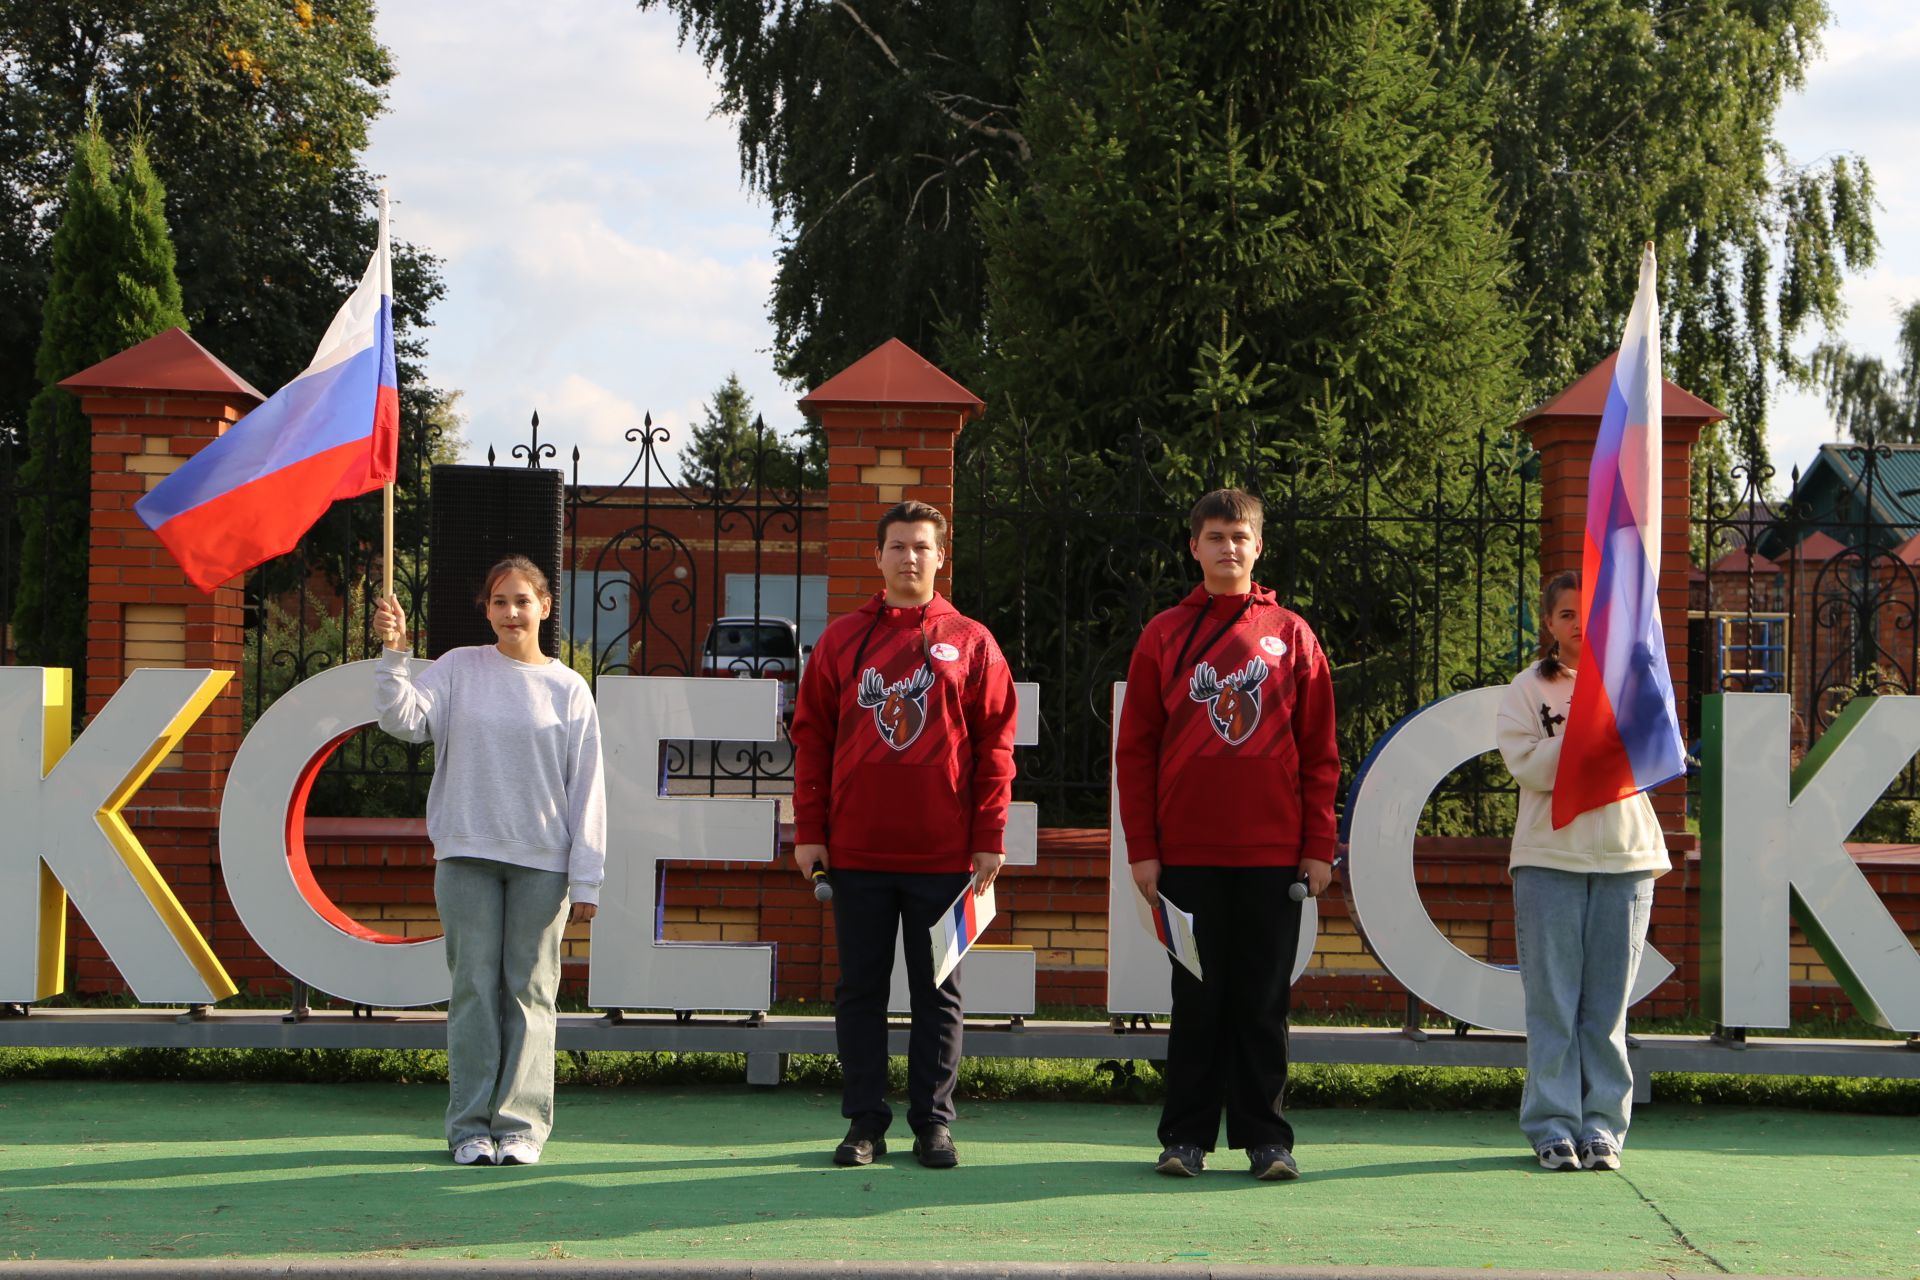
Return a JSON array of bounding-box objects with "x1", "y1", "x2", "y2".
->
[
  {"x1": 1344, "y1": 688, "x2": 1673, "y2": 1033},
  {"x1": 221, "y1": 659, "x2": 449, "y2": 1008}
]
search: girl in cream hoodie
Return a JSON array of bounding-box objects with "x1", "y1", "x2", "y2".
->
[{"x1": 1497, "y1": 571, "x2": 1669, "y2": 1174}]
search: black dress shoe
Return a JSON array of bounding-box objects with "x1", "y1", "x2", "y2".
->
[
  {"x1": 833, "y1": 1128, "x2": 887, "y2": 1167},
  {"x1": 912, "y1": 1123, "x2": 959, "y2": 1168}
]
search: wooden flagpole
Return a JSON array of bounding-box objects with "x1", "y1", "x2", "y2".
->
[{"x1": 379, "y1": 187, "x2": 395, "y2": 607}]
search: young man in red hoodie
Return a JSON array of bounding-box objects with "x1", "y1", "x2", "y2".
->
[
  {"x1": 1115, "y1": 487, "x2": 1339, "y2": 1181},
  {"x1": 792, "y1": 500, "x2": 1017, "y2": 1170}
]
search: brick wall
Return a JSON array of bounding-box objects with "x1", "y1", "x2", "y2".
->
[{"x1": 271, "y1": 819, "x2": 1920, "y2": 1020}]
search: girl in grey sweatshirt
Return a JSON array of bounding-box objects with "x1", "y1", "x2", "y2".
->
[{"x1": 373, "y1": 556, "x2": 606, "y2": 1168}]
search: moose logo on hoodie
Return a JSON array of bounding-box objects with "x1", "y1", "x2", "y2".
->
[
  {"x1": 1188, "y1": 656, "x2": 1269, "y2": 746},
  {"x1": 858, "y1": 665, "x2": 937, "y2": 750}
]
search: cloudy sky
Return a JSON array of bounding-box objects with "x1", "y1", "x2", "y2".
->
[
  {"x1": 1766, "y1": 0, "x2": 1919, "y2": 483},
  {"x1": 362, "y1": 1, "x2": 1920, "y2": 488}
]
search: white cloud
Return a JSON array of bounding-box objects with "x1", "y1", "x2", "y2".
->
[
  {"x1": 363, "y1": 0, "x2": 794, "y2": 484},
  {"x1": 1765, "y1": 0, "x2": 1920, "y2": 486}
]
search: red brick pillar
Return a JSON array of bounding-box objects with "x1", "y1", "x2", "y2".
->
[
  {"x1": 1519, "y1": 353, "x2": 1723, "y2": 835},
  {"x1": 798, "y1": 338, "x2": 984, "y2": 615},
  {"x1": 56, "y1": 329, "x2": 264, "y2": 987}
]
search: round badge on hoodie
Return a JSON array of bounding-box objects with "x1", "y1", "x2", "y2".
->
[
  {"x1": 1260, "y1": 635, "x2": 1288, "y2": 658},
  {"x1": 930, "y1": 642, "x2": 960, "y2": 661}
]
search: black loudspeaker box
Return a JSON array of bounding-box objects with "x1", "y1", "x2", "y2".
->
[{"x1": 427, "y1": 465, "x2": 565, "y2": 659}]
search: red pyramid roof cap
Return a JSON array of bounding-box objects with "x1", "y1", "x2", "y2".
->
[
  {"x1": 1790, "y1": 530, "x2": 1848, "y2": 562},
  {"x1": 59, "y1": 327, "x2": 264, "y2": 403},
  {"x1": 1710, "y1": 548, "x2": 1781, "y2": 574},
  {"x1": 1518, "y1": 350, "x2": 1724, "y2": 428},
  {"x1": 800, "y1": 338, "x2": 984, "y2": 418}
]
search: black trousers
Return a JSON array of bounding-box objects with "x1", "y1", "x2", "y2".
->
[
  {"x1": 830, "y1": 868, "x2": 972, "y2": 1136},
  {"x1": 1157, "y1": 864, "x2": 1304, "y2": 1152}
]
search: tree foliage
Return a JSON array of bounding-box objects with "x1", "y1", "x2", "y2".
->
[
  {"x1": 1809, "y1": 301, "x2": 1920, "y2": 444},
  {"x1": 0, "y1": 0, "x2": 454, "y2": 591},
  {"x1": 680, "y1": 373, "x2": 826, "y2": 494},
  {"x1": 14, "y1": 124, "x2": 185, "y2": 677},
  {"x1": 1431, "y1": 0, "x2": 1876, "y2": 489},
  {"x1": 681, "y1": 372, "x2": 759, "y2": 490},
  {"x1": 637, "y1": 0, "x2": 1035, "y2": 387},
  {"x1": 648, "y1": 0, "x2": 1872, "y2": 462},
  {"x1": 971, "y1": 0, "x2": 1524, "y2": 468}
]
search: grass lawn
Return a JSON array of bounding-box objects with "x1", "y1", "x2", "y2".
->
[{"x1": 1, "y1": 1081, "x2": 1916, "y2": 1273}]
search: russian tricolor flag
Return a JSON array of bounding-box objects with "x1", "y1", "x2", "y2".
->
[
  {"x1": 137, "y1": 196, "x2": 399, "y2": 592},
  {"x1": 1553, "y1": 243, "x2": 1686, "y2": 827}
]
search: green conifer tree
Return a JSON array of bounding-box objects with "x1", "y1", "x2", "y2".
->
[
  {"x1": 15, "y1": 124, "x2": 187, "y2": 680},
  {"x1": 963, "y1": 0, "x2": 1528, "y2": 812},
  {"x1": 974, "y1": 0, "x2": 1522, "y2": 469},
  {"x1": 682, "y1": 373, "x2": 758, "y2": 492}
]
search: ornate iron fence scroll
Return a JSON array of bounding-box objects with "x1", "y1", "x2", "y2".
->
[{"x1": 554, "y1": 411, "x2": 824, "y2": 799}]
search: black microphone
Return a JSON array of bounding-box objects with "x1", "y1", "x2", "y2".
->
[
  {"x1": 1289, "y1": 879, "x2": 1310, "y2": 902},
  {"x1": 810, "y1": 867, "x2": 833, "y2": 903}
]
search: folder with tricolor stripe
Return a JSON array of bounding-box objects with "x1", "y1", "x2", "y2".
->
[
  {"x1": 930, "y1": 876, "x2": 997, "y2": 987},
  {"x1": 1133, "y1": 888, "x2": 1203, "y2": 979}
]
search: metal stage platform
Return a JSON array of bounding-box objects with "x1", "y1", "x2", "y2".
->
[{"x1": 3, "y1": 1009, "x2": 1915, "y2": 1090}]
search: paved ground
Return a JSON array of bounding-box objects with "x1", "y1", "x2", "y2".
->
[{"x1": 0, "y1": 1082, "x2": 1914, "y2": 1274}]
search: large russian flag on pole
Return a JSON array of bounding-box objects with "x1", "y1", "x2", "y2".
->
[
  {"x1": 1552, "y1": 243, "x2": 1686, "y2": 828},
  {"x1": 137, "y1": 193, "x2": 399, "y2": 592}
]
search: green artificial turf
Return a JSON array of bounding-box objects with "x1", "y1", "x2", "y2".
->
[{"x1": 1, "y1": 1082, "x2": 1916, "y2": 1273}]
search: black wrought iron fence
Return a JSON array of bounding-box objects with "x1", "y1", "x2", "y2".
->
[
  {"x1": 1692, "y1": 433, "x2": 1920, "y2": 837},
  {"x1": 951, "y1": 418, "x2": 1543, "y2": 831},
  {"x1": 230, "y1": 410, "x2": 827, "y2": 813},
  {"x1": 551, "y1": 413, "x2": 824, "y2": 800}
]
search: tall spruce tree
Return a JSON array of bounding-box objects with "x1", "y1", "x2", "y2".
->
[
  {"x1": 681, "y1": 373, "x2": 758, "y2": 491},
  {"x1": 962, "y1": 0, "x2": 1527, "y2": 805},
  {"x1": 14, "y1": 125, "x2": 186, "y2": 679},
  {"x1": 973, "y1": 0, "x2": 1523, "y2": 464}
]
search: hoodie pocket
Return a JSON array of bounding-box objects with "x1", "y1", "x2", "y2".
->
[
  {"x1": 832, "y1": 760, "x2": 970, "y2": 855},
  {"x1": 1160, "y1": 746, "x2": 1301, "y2": 851}
]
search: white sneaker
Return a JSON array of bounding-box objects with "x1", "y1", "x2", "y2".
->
[
  {"x1": 452, "y1": 1136, "x2": 497, "y2": 1166},
  {"x1": 1579, "y1": 1139, "x2": 1621, "y2": 1171},
  {"x1": 497, "y1": 1136, "x2": 541, "y2": 1165},
  {"x1": 1535, "y1": 1140, "x2": 1579, "y2": 1171}
]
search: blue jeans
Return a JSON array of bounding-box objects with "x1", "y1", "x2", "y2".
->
[{"x1": 1512, "y1": 866, "x2": 1655, "y2": 1153}]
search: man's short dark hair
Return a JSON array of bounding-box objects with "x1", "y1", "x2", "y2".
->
[
  {"x1": 876, "y1": 500, "x2": 950, "y2": 549},
  {"x1": 1189, "y1": 488, "x2": 1264, "y2": 540}
]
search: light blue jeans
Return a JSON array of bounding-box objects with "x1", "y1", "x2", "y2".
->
[
  {"x1": 1512, "y1": 866, "x2": 1655, "y2": 1153},
  {"x1": 435, "y1": 857, "x2": 570, "y2": 1151}
]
